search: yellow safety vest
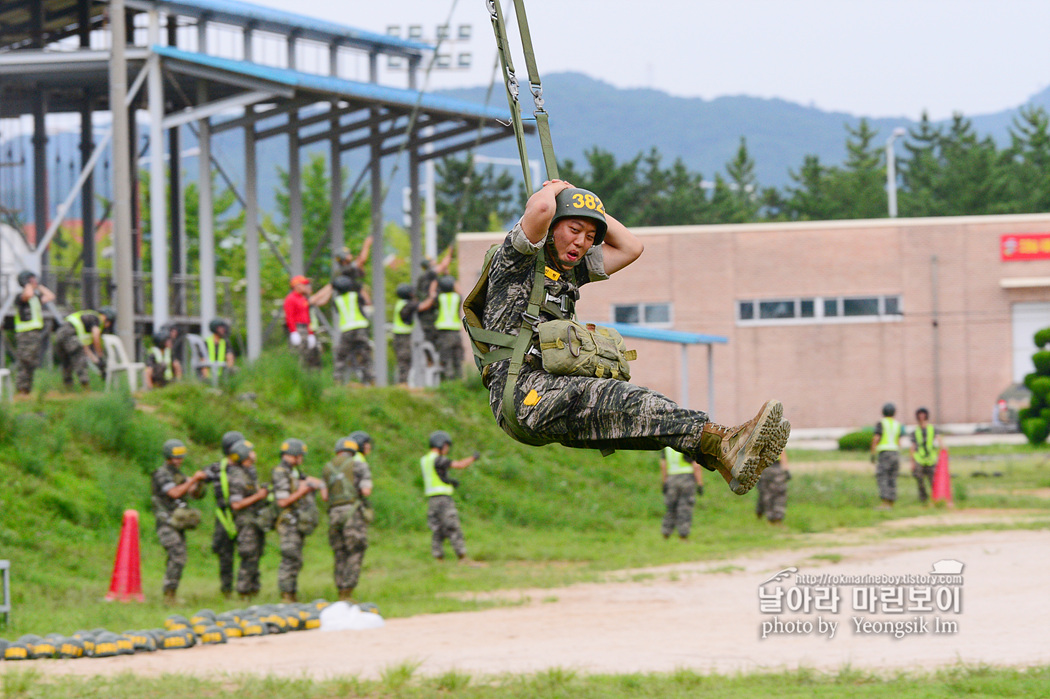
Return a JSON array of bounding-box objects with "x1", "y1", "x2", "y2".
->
[
  {"x1": 15, "y1": 295, "x2": 43, "y2": 333},
  {"x1": 877, "y1": 418, "x2": 901, "y2": 452},
  {"x1": 66, "y1": 310, "x2": 98, "y2": 346},
  {"x1": 913, "y1": 424, "x2": 938, "y2": 465},
  {"x1": 215, "y1": 458, "x2": 236, "y2": 538},
  {"x1": 150, "y1": 346, "x2": 174, "y2": 381},
  {"x1": 664, "y1": 447, "x2": 693, "y2": 475},
  {"x1": 435, "y1": 292, "x2": 461, "y2": 331},
  {"x1": 335, "y1": 292, "x2": 369, "y2": 331},
  {"x1": 391, "y1": 299, "x2": 413, "y2": 335},
  {"x1": 205, "y1": 336, "x2": 227, "y2": 376},
  {"x1": 421, "y1": 451, "x2": 453, "y2": 497},
  {"x1": 309, "y1": 306, "x2": 320, "y2": 333}
]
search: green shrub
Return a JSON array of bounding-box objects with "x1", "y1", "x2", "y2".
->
[
  {"x1": 1018, "y1": 407, "x2": 1033, "y2": 423},
  {"x1": 1040, "y1": 408, "x2": 1050, "y2": 423},
  {"x1": 838, "y1": 428, "x2": 874, "y2": 451},
  {"x1": 1035, "y1": 327, "x2": 1050, "y2": 348},
  {"x1": 1021, "y1": 417, "x2": 1049, "y2": 445},
  {"x1": 1024, "y1": 372, "x2": 1040, "y2": 391},
  {"x1": 1031, "y1": 377, "x2": 1050, "y2": 399},
  {"x1": 1033, "y1": 351, "x2": 1050, "y2": 375}
]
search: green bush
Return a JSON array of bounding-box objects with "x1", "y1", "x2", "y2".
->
[
  {"x1": 1018, "y1": 407, "x2": 1034, "y2": 423},
  {"x1": 838, "y1": 428, "x2": 875, "y2": 451},
  {"x1": 1033, "y1": 351, "x2": 1050, "y2": 375},
  {"x1": 1021, "y1": 417, "x2": 1050, "y2": 445},
  {"x1": 1035, "y1": 327, "x2": 1050, "y2": 348},
  {"x1": 1024, "y1": 372, "x2": 1040, "y2": 391},
  {"x1": 1031, "y1": 377, "x2": 1050, "y2": 399}
]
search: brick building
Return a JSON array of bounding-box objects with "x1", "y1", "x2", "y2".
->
[{"x1": 458, "y1": 213, "x2": 1050, "y2": 429}]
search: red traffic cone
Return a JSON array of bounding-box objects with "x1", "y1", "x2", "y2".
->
[
  {"x1": 932, "y1": 449, "x2": 953, "y2": 505},
  {"x1": 105, "y1": 510, "x2": 145, "y2": 602}
]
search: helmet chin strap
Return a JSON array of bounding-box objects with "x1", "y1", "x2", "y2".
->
[{"x1": 545, "y1": 237, "x2": 580, "y2": 272}]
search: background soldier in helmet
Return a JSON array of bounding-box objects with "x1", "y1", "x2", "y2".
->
[
  {"x1": 330, "y1": 274, "x2": 373, "y2": 385},
  {"x1": 53, "y1": 307, "x2": 114, "y2": 390},
  {"x1": 755, "y1": 450, "x2": 790, "y2": 525},
  {"x1": 272, "y1": 438, "x2": 326, "y2": 602},
  {"x1": 145, "y1": 330, "x2": 182, "y2": 389},
  {"x1": 421, "y1": 431, "x2": 480, "y2": 562},
  {"x1": 463, "y1": 180, "x2": 790, "y2": 497},
  {"x1": 871, "y1": 403, "x2": 904, "y2": 509},
  {"x1": 414, "y1": 246, "x2": 453, "y2": 350},
  {"x1": 203, "y1": 430, "x2": 246, "y2": 598},
  {"x1": 225, "y1": 439, "x2": 268, "y2": 601},
  {"x1": 909, "y1": 407, "x2": 944, "y2": 505},
  {"x1": 202, "y1": 319, "x2": 235, "y2": 380},
  {"x1": 13, "y1": 270, "x2": 55, "y2": 396},
  {"x1": 433, "y1": 275, "x2": 463, "y2": 381},
  {"x1": 333, "y1": 235, "x2": 373, "y2": 283},
  {"x1": 321, "y1": 436, "x2": 372, "y2": 601},
  {"x1": 659, "y1": 448, "x2": 704, "y2": 540},
  {"x1": 151, "y1": 439, "x2": 208, "y2": 605},
  {"x1": 391, "y1": 283, "x2": 417, "y2": 384}
]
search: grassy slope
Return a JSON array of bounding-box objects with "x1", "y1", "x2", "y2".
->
[{"x1": 0, "y1": 352, "x2": 1048, "y2": 640}]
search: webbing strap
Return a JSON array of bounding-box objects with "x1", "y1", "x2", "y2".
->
[
  {"x1": 499, "y1": 249, "x2": 548, "y2": 446},
  {"x1": 510, "y1": 0, "x2": 558, "y2": 180}
]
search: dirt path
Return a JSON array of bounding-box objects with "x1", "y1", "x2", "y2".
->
[{"x1": 22, "y1": 525, "x2": 1048, "y2": 681}]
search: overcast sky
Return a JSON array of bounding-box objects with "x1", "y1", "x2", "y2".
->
[{"x1": 246, "y1": 0, "x2": 1050, "y2": 121}]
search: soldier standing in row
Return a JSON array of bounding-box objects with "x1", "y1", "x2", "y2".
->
[
  {"x1": 226, "y1": 440, "x2": 268, "y2": 602},
  {"x1": 151, "y1": 439, "x2": 208, "y2": 604},
  {"x1": 205, "y1": 430, "x2": 245, "y2": 598},
  {"x1": 755, "y1": 451, "x2": 790, "y2": 525},
  {"x1": 660, "y1": 448, "x2": 703, "y2": 540},
  {"x1": 13, "y1": 270, "x2": 55, "y2": 396},
  {"x1": 391, "y1": 283, "x2": 417, "y2": 384},
  {"x1": 433, "y1": 276, "x2": 463, "y2": 381},
  {"x1": 272, "y1": 438, "x2": 325, "y2": 602},
  {"x1": 322, "y1": 436, "x2": 372, "y2": 601},
  {"x1": 421, "y1": 431, "x2": 479, "y2": 562},
  {"x1": 331, "y1": 275, "x2": 373, "y2": 385}
]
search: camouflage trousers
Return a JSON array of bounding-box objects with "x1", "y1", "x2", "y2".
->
[
  {"x1": 493, "y1": 367, "x2": 709, "y2": 456},
  {"x1": 53, "y1": 324, "x2": 90, "y2": 386},
  {"x1": 426, "y1": 495, "x2": 466, "y2": 559},
  {"x1": 211, "y1": 518, "x2": 235, "y2": 593},
  {"x1": 662, "y1": 473, "x2": 697, "y2": 538},
  {"x1": 328, "y1": 504, "x2": 368, "y2": 591},
  {"x1": 392, "y1": 334, "x2": 412, "y2": 384},
  {"x1": 913, "y1": 463, "x2": 936, "y2": 502},
  {"x1": 156, "y1": 523, "x2": 187, "y2": 592},
  {"x1": 755, "y1": 462, "x2": 789, "y2": 522},
  {"x1": 435, "y1": 330, "x2": 463, "y2": 382},
  {"x1": 234, "y1": 514, "x2": 265, "y2": 596},
  {"x1": 276, "y1": 519, "x2": 304, "y2": 594},
  {"x1": 334, "y1": 329, "x2": 373, "y2": 384},
  {"x1": 14, "y1": 328, "x2": 44, "y2": 393},
  {"x1": 876, "y1": 451, "x2": 900, "y2": 502}
]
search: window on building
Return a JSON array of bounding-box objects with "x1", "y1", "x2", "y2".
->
[
  {"x1": 759, "y1": 299, "x2": 796, "y2": 320},
  {"x1": 457, "y1": 52, "x2": 472, "y2": 68},
  {"x1": 458, "y1": 24, "x2": 472, "y2": 40},
  {"x1": 387, "y1": 55, "x2": 403, "y2": 69},
  {"x1": 738, "y1": 295, "x2": 902, "y2": 325},
  {"x1": 613, "y1": 302, "x2": 672, "y2": 327},
  {"x1": 436, "y1": 24, "x2": 450, "y2": 40},
  {"x1": 408, "y1": 25, "x2": 423, "y2": 39},
  {"x1": 436, "y1": 53, "x2": 452, "y2": 68},
  {"x1": 843, "y1": 297, "x2": 879, "y2": 317},
  {"x1": 386, "y1": 25, "x2": 400, "y2": 37},
  {"x1": 738, "y1": 301, "x2": 754, "y2": 321}
]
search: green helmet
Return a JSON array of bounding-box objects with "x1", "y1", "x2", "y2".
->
[
  {"x1": 17, "y1": 270, "x2": 35, "y2": 287},
  {"x1": 209, "y1": 318, "x2": 229, "y2": 335},
  {"x1": 550, "y1": 187, "x2": 608, "y2": 245},
  {"x1": 396, "y1": 283, "x2": 413, "y2": 300},
  {"x1": 221, "y1": 431, "x2": 245, "y2": 455},
  {"x1": 163, "y1": 439, "x2": 187, "y2": 460},
  {"x1": 349, "y1": 431, "x2": 372, "y2": 449},
  {"x1": 99, "y1": 306, "x2": 117, "y2": 325},
  {"x1": 334, "y1": 437, "x2": 358, "y2": 454},
  {"x1": 429, "y1": 430, "x2": 452, "y2": 450},
  {"x1": 331, "y1": 275, "x2": 354, "y2": 294},
  {"x1": 280, "y1": 438, "x2": 307, "y2": 457},
  {"x1": 438, "y1": 275, "x2": 456, "y2": 293},
  {"x1": 228, "y1": 440, "x2": 254, "y2": 464}
]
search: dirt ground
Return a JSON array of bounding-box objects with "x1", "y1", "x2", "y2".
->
[{"x1": 22, "y1": 521, "x2": 1049, "y2": 681}]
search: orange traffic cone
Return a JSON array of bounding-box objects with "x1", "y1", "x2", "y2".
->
[
  {"x1": 931, "y1": 449, "x2": 953, "y2": 506},
  {"x1": 105, "y1": 510, "x2": 144, "y2": 602}
]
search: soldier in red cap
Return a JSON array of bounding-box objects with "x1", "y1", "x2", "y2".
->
[{"x1": 283, "y1": 275, "x2": 327, "y2": 368}]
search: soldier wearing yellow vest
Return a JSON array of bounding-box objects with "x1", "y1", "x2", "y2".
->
[
  {"x1": 322, "y1": 436, "x2": 372, "y2": 601},
  {"x1": 422, "y1": 431, "x2": 480, "y2": 561},
  {"x1": 331, "y1": 274, "x2": 373, "y2": 385},
  {"x1": 145, "y1": 330, "x2": 182, "y2": 389},
  {"x1": 202, "y1": 319, "x2": 235, "y2": 380},
  {"x1": 203, "y1": 430, "x2": 246, "y2": 598},
  {"x1": 53, "y1": 306, "x2": 114, "y2": 389},
  {"x1": 660, "y1": 448, "x2": 704, "y2": 539},
  {"x1": 434, "y1": 275, "x2": 464, "y2": 381},
  {"x1": 909, "y1": 407, "x2": 944, "y2": 504},
  {"x1": 870, "y1": 403, "x2": 904, "y2": 508},
  {"x1": 13, "y1": 270, "x2": 55, "y2": 395},
  {"x1": 391, "y1": 283, "x2": 417, "y2": 384}
]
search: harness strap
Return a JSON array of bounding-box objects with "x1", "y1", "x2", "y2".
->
[
  {"x1": 510, "y1": 0, "x2": 559, "y2": 180},
  {"x1": 499, "y1": 249, "x2": 549, "y2": 446}
]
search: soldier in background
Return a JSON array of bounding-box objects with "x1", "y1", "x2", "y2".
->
[
  {"x1": 433, "y1": 275, "x2": 463, "y2": 381},
  {"x1": 145, "y1": 330, "x2": 182, "y2": 389},
  {"x1": 414, "y1": 247, "x2": 453, "y2": 350},
  {"x1": 421, "y1": 431, "x2": 479, "y2": 562},
  {"x1": 660, "y1": 448, "x2": 704, "y2": 540},
  {"x1": 272, "y1": 438, "x2": 326, "y2": 602},
  {"x1": 870, "y1": 402, "x2": 904, "y2": 509},
  {"x1": 53, "y1": 307, "x2": 114, "y2": 390},
  {"x1": 226, "y1": 439, "x2": 268, "y2": 602},
  {"x1": 391, "y1": 283, "x2": 417, "y2": 384},
  {"x1": 204, "y1": 430, "x2": 246, "y2": 598},
  {"x1": 331, "y1": 275, "x2": 373, "y2": 385},
  {"x1": 13, "y1": 270, "x2": 55, "y2": 396},
  {"x1": 322, "y1": 436, "x2": 372, "y2": 601},
  {"x1": 151, "y1": 439, "x2": 208, "y2": 605},
  {"x1": 755, "y1": 451, "x2": 790, "y2": 525},
  {"x1": 910, "y1": 407, "x2": 945, "y2": 505}
]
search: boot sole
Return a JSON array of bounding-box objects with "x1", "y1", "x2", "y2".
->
[{"x1": 726, "y1": 401, "x2": 789, "y2": 495}]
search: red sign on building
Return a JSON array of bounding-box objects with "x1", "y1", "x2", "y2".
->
[{"x1": 1001, "y1": 233, "x2": 1050, "y2": 261}]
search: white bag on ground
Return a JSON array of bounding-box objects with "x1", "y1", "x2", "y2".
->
[{"x1": 319, "y1": 601, "x2": 385, "y2": 631}]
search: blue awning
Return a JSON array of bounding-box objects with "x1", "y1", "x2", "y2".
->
[{"x1": 600, "y1": 323, "x2": 728, "y2": 345}]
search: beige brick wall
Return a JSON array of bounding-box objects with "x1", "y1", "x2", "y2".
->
[{"x1": 458, "y1": 214, "x2": 1050, "y2": 429}]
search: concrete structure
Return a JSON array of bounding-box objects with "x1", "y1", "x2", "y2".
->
[{"x1": 458, "y1": 213, "x2": 1050, "y2": 429}]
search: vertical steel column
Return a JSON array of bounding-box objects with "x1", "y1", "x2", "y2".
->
[
  {"x1": 328, "y1": 43, "x2": 344, "y2": 258},
  {"x1": 287, "y1": 35, "x2": 303, "y2": 276},
  {"x1": 243, "y1": 29, "x2": 261, "y2": 358},
  {"x1": 168, "y1": 17, "x2": 183, "y2": 315},
  {"x1": 406, "y1": 58, "x2": 425, "y2": 386},
  {"x1": 148, "y1": 10, "x2": 169, "y2": 328},
  {"x1": 109, "y1": 0, "x2": 135, "y2": 351},
  {"x1": 31, "y1": 94, "x2": 48, "y2": 269},
  {"x1": 369, "y1": 51, "x2": 387, "y2": 385},
  {"x1": 80, "y1": 94, "x2": 97, "y2": 308},
  {"x1": 931, "y1": 255, "x2": 941, "y2": 421},
  {"x1": 197, "y1": 78, "x2": 215, "y2": 331}
]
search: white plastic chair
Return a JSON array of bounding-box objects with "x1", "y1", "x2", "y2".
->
[
  {"x1": 102, "y1": 334, "x2": 146, "y2": 392},
  {"x1": 0, "y1": 368, "x2": 11, "y2": 401},
  {"x1": 186, "y1": 333, "x2": 226, "y2": 386},
  {"x1": 416, "y1": 341, "x2": 443, "y2": 388}
]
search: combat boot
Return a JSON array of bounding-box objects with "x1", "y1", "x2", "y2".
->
[
  {"x1": 337, "y1": 588, "x2": 354, "y2": 602},
  {"x1": 281, "y1": 592, "x2": 297, "y2": 603},
  {"x1": 699, "y1": 399, "x2": 790, "y2": 495},
  {"x1": 163, "y1": 589, "x2": 178, "y2": 607}
]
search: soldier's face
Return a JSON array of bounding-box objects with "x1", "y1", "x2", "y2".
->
[{"x1": 550, "y1": 218, "x2": 597, "y2": 269}]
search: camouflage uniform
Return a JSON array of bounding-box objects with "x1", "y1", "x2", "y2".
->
[
  {"x1": 13, "y1": 294, "x2": 44, "y2": 393},
  {"x1": 755, "y1": 460, "x2": 790, "y2": 522},
  {"x1": 662, "y1": 473, "x2": 698, "y2": 538},
  {"x1": 54, "y1": 313, "x2": 101, "y2": 386},
  {"x1": 204, "y1": 459, "x2": 236, "y2": 595},
  {"x1": 272, "y1": 460, "x2": 320, "y2": 596},
  {"x1": 323, "y1": 452, "x2": 372, "y2": 592},
  {"x1": 876, "y1": 451, "x2": 900, "y2": 502},
  {"x1": 482, "y1": 225, "x2": 709, "y2": 455},
  {"x1": 434, "y1": 330, "x2": 463, "y2": 381},
  {"x1": 415, "y1": 270, "x2": 440, "y2": 347},
  {"x1": 911, "y1": 425, "x2": 939, "y2": 503},
  {"x1": 151, "y1": 462, "x2": 192, "y2": 592},
  {"x1": 427, "y1": 495, "x2": 466, "y2": 559},
  {"x1": 227, "y1": 463, "x2": 266, "y2": 596},
  {"x1": 334, "y1": 329, "x2": 373, "y2": 384},
  {"x1": 393, "y1": 334, "x2": 413, "y2": 383}
]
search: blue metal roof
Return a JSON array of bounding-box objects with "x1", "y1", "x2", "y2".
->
[
  {"x1": 601, "y1": 323, "x2": 728, "y2": 345},
  {"x1": 131, "y1": 0, "x2": 432, "y2": 54},
  {"x1": 153, "y1": 45, "x2": 512, "y2": 122}
]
